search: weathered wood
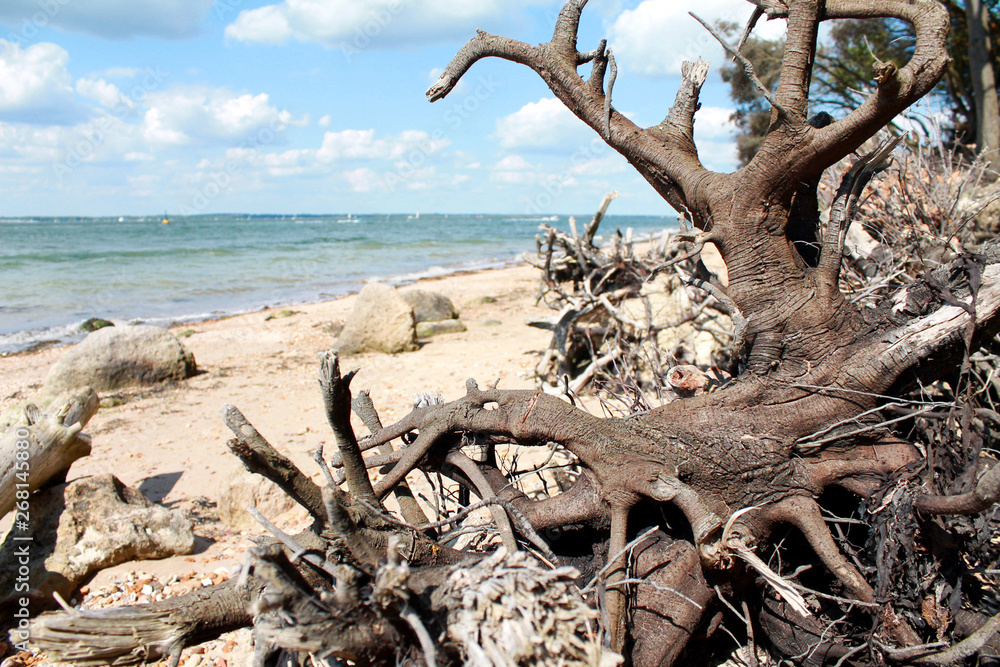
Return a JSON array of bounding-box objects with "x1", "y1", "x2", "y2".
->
[
  {"x1": 28, "y1": 577, "x2": 261, "y2": 667},
  {"x1": 0, "y1": 387, "x2": 98, "y2": 518}
]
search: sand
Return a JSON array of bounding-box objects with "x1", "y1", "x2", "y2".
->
[{"x1": 0, "y1": 263, "x2": 556, "y2": 595}]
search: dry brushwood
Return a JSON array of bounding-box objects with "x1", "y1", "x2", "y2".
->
[
  {"x1": 525, "y1": 191, "x2": 737, "y2": 403},
  {"x1": 23, "y1": 0, "x2": 1000, "y2": 665}
]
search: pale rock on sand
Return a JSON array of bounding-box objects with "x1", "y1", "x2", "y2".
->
[
  {"x1": 217, "y1": 468, "x2": 307, "y2": 532},
  {"x1": 402, "y1": 289, "x2": 459, "y2": 323},
  {"x1": 336, "y1": 282, "x2": 418, "y2": 355},
  {"x1": 416, "y1": 319, "x2": 467, "y2": 338},
  {"x1": 43, "y1": 324, "x2": 197, "y2": 396}
]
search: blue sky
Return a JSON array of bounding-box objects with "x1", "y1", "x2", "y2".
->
[{"x1": 0, "y1": 0, "x2": 787, "y2": 217}]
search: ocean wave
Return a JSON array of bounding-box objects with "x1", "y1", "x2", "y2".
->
[{"x1": 0, "y1": 320, "x2": 91, "y2": 355}]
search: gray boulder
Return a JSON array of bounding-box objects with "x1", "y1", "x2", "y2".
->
[
  {"x1": 44, "y1": 325, "x2": 197, "y2": 395},
  {"x1": 336, "y1": 283, "x2": 417, "y2": 355},
  {"x1": 402, "y1": 290, "x2": 459, "y2": 323},
  {"x1": 0, "y1": 474, "x2": 194, "y2": 612}
]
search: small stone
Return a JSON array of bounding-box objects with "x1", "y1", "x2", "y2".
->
[
  {"x1": 200, "y1": 577, "x2": 214, "y2": 587},
  {"x1": 141, "y1": 584, "x2": 154, "y2": 595},
  {"x1": 416, "y1": 319, "x2": 467, "y2": 338}
]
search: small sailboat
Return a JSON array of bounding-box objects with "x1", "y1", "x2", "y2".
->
[{"x1": 336, "y1": 213, "x2": 359, "y2": 224}]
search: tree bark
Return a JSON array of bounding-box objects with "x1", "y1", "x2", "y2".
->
[{"x1": 965, "y1": 0, "x2": 1000, "y2": 174}]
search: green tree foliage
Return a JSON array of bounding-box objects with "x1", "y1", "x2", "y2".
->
[
  {"x1": 722, "y1": 3, "x2": 999, "y2": 166},
  {"x1": 718, "y1": 28, "x2": 783, "y2": 166}
]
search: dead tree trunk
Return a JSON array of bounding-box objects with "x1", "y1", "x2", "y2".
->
[
  {"x1": 25, "y1": 1, "x2": 1000, "y2": 665},
  {"x1": 0, "y1": 387, "x2": 98, "y2": 518}
]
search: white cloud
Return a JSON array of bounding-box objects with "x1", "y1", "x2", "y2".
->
[
  {"x1": 76, "y1": 78, "x2": 129, "y2": 110},
  {"x1": 223, "y1": 4, "x2": 292, "y2": 45},
  {"x1": 140, "y1": 86, "x2": 302, "y2": 147},
  {"x1": 693, "y1": 106, "x2": 736, "y2": 141},
  {"x1": 344, "y1": 167, "x2": 380, "y2": 192},
  {"x1": 100, "y1": 67, "x2": 141, "y2": 79},
  {"x1": 495, "y1": 97, "x2": 591, "y2": 149},
  {"x1": 491, "y1": 155, "x2": 538, "y2": 185},
  {"x1": 318, "y1": 114, "x2": 332, "y2": 129},
  {"x1": 0, "y1": 40, "x2": 82, "y2": 125},
  {"x1": 226, "y1": 0, "x2": 551, "y2": 48},
  {"x1": 609, "y1": 0, "x2": 786, "y2": 77},
  {"x1": 316, "y1": 128, "x2": 449, "y2": 163},
  {"x1": 568, "y1": 155, "x2": 628, "y2": 177},
  {"x1": 0, "y1": 0, "x2": 215, "y2": 39},
  {"x1": 494, "y1": 155, "x2": 533, "y2": 171}
]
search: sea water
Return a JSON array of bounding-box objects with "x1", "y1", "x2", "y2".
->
[{"x1": 0, "y1": 212, "x2": 676, "y2": 355}]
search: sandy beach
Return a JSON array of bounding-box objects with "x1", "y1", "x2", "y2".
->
[{"x1": 0, "y1": 262, "x2": 556, "y2": 660}]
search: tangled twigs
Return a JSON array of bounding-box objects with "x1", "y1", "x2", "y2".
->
[{"x1": 527, "y1": 193, "x2": 733, "y2": 402}]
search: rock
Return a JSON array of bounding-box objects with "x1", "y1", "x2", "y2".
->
[
  {"x1": 264, "y1": 309, "x2": 301, "y2": 321},
  {"x1": 0, "y1": 474, "x2": 194, "y2": 612},
  {"x1": 336, "y1": 283, "x2": 417, "y2": 355},
  {"x1": 416, "y1": 319, "x2": 467, "y2": 338},
  {"x1": 79, "y1": 317, "x2": 114, "y2": 333},
  {"x1": 43, "y1": 325, "x2": 197, "y2": 395},
  {"x1": 402, "y1": 290, "x2": 459, "y2": 323},
  {"x1": 217, "y1": 469, "x2": 304, "y2": 532}
]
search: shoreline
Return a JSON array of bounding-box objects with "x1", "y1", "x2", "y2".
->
[
  {"x1": 0, "y1": 253, "x2": 528, "y2": 358},
  {"x1": 1, "y1": 251, "x2": 562, "y2": 666}
]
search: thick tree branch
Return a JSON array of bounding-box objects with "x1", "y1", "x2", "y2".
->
[
  {"x1": 777, "y1": 0, "x2": 949, "y2": 175},
  {"x1": 426, "y1": 31, "x2": 540, "y2": 103},
  {"x1": 772, "y1": 0, "x2": 820, "y2": 120},
  {"x1": 552, "y1": 0, "x2": 589, "y2": 57}
]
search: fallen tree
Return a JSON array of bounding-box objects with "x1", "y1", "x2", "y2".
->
[{"x1": 25, "y1": 0, "x2": 1000, "y2": 665}]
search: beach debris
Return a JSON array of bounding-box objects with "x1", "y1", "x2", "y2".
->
[
  {"x1": 402, "y1": 289, "x2": 459, "y2": 323},
  {"x1": 0, "y1": 386, "x2": 98, "y2": 517},
  {"x1": 43, "y1": 325, "x2": 197, "y2": 396},
  {"x1": 415, "y1": 319, "x2": 467, "y2": 338},
  {"x1": 0, "y1": 474, "x2": 194, "y2": 613},
  {"x1": 435, "y1": 548, "x2": 622, "y2": 667},
  {"x1": 335, "y1": 282, "x2": 418, "y2": 355},
  {"x1": 526, "y1": 192, "x2": 732, "y2": 404}
]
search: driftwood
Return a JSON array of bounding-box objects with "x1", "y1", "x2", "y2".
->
[
  {"x1": 0, "y1": 387, "x2": 98, "y2": 518},
  {"x1": 22, "y1": 1, "x2": 1000, "y2": 665}
]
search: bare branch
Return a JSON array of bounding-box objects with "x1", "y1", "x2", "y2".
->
[
  {"x1": 659, "y1": 59, "x2": 711, "y2": 149},
  {"x1": 690, "y1": 14, "x2": 790, "y2": 119},
  {"x1": 221, "y1": 405, "x2": 328, "y2": 522},
  {"x1": 427, "y1": 31, "x2": 539, "y2": 102},
  {"x1": 552, "y1": 0, "x2": 590, "y2": 56},
  {"x1": 806, "y1": 0, "x2": 950, "y2": 171},
  {"x1": 816, "y1": 133, "x2": 904, "y2": 291},
  {"x1": 319, "y1": 351, "x2": 378, "y2": 503}
]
